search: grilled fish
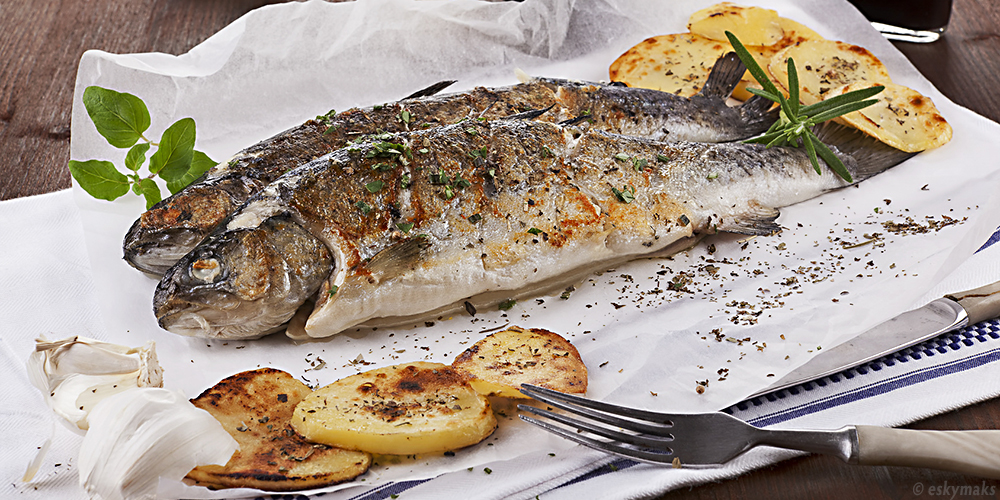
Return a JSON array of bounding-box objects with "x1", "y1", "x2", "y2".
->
[
  {"x1": 153, "y1": 119, "x2": 912, "y2": 340},
  {"x1": 124, "y1": 53, "x2": 776, "y2": 275}
]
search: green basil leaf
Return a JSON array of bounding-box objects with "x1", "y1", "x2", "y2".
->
[
  {"x1": 149, "y1": 118, "x2": 196, "y2": 181},
  {"x1": 128, "y1": 174, "x2": 142, "y2": 195},
  {"x1": 138, "y1": 178, "x2": 162, "y2": 209},
  {"x1": 68, "y1": 159, "x2": 130, "y2": 201},
  {"x1": 124, "y1": 142, "x2": 151, "y2": 172},
  {"x1": 166, "y1": 150, "x2": 216, "y2": 195},
  {"x1": 82, "y1": 86, "x2": 151, "y2": 148}
]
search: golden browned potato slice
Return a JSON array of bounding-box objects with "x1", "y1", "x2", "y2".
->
[
  {"x1": 451, "y1": 326, "x2": 588, "y2": 399},
  {"x1": 688, "y1": 2, "x2": 784, "y2": 46},
  {"x1": 186, "y1": 368, "x2": 371, "y2": 491},
  {"x1": 292, "y1": 362, "x2": 497, "y2": 456},
  {"x1": 609, "y1": 33, "x2": 733, "y2": 97},
  {"x1": 832, "y1": 82, "x2": 952, "y2": 152},
  {"x1": 732, "y1": 17, "x2": 826, "y2": 101},
  {"x1": 768, "y1": 39, "x2": 892, "y2": 105}
]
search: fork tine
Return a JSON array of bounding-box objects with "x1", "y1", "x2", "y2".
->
[
  {"x1": 518, "y1": 384, "x2": 674, "y2": 437},
  {"x1": 518, "y1": 412, "x2": 675, "y2": 465},
  {"x1": 518, "y1": 404, "x2": 673, "y2": 450}
]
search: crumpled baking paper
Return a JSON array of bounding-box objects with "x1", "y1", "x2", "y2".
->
[{"x1": 63, "y1": 0, "x2": 1000, "y2": 497}]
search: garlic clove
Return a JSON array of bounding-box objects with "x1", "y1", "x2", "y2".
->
[
  {"x1": 27, "y1": 336, "x2": 163, "y2": 431},
  {"x1": 78, "y1": 387, "x2": 238, "y2": 500}
]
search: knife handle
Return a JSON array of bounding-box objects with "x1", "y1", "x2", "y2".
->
[
  {"x1": 947, "y1": 280, "x2": 1000, "y2": 325},
  {"x1": 855, "y1": 425, "x2": 1000, "y2": 479}
]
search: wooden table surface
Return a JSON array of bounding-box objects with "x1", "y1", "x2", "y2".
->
[{"x1": 3, "y1": 0, "x2": 999, "y2": 498}]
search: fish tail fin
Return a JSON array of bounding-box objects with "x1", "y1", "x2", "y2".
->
[
  {"x1": 698, "y1": 52, "x2": 745, "y2": 99},
  {"x1": 813, "y1": 122, "x2": 917, "y2": 183}
]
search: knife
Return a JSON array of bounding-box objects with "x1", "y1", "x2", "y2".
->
[{"x1": 748, "y1": 280, "x2": 1000, "y2": 399}]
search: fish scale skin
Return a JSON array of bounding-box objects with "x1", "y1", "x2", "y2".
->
[
  {"x1": 154, "y1": 119, "x2": 858, "y2": 340},
  {"x1": 124, "y1": 68, "x2": 775, "y2": 275}
]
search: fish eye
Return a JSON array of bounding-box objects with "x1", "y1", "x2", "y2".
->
[{"x1": 190, "y1": 258, "x2": 222, "y2": 283}]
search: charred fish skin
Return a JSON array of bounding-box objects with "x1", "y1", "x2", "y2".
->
[
  {"x1": 153, "y1": 214, "x2": 332, "y2": 339},
  {"x1": 154, "y1": 118, "x2": 911, "y2": 340},
  {"x1": 123, "y1": 54, "x2": 776, "y2": 275}
]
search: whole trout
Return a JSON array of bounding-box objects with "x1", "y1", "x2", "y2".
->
[
  {"x1": 125, "y1": 54, "x2": 775, "y2": 274},
  {"x1": 153, "y1": 119, "x2": 912, "y2": 340}
]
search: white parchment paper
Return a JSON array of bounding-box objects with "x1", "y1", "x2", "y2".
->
[{"x1": 66, "y1": 0, "x2": 1000, "y2": 497}]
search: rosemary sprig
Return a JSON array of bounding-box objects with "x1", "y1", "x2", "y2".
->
[{"x1": 725, "y1": 31, "x2": 884, "y2": 183}]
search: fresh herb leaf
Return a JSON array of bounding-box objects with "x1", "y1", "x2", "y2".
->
[
  {"x1": 149, "y1": 117, "x2": 196, "y2": 181},
  {"x1": 366, "y1": 180, "x2": 384, "y2": 193},
  {"x1": 167, "y1": 150, "x2": 216, "y2": 195},
  {"x1": 82, "y1": 86, "x2": 151, "y2": 148},
  {"x1": 137, "y1": 178, "x2": 162, "y2": 209},
  {"x1": 725, "y1": 31, "x2": 882, "y2": 183},
  {"x1": 124, "y1": 143, "x2": 150, "y2": 172},
  {"x1": 68, "y1": 160, "x2": 130, "y2": 201}
]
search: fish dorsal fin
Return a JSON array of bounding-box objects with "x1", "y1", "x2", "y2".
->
[
  {"x1": 403, "y1": 80, "x2": 458, "y2": 100},
  {"x1": 697, "y1": 52, "x2": 745, "y2": 100},
  {"x1": 716, "y1": 201, "x2": 782, "y2": 236},
  {"x1": 505, "y1": 105, "x2": 555, "y2": 121},
  {"x1": 359, "y1": 236, "x2": 432, "y2": 283}
]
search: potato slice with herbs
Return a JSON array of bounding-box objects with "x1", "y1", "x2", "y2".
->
[
  {"x1": 292, "y1": 362, "x2": 496, "y2": 456},
  {"x1": 731, "y1": 17, "x2": 825, "y2": 101},
  {"x1": 688, "y1": 2, "x2": 784, "y2": 47},
  {"x1": 768, "y1": 39, "x2": 891, "y2": 105},
  {"x1": 452, "y1": 326, "x2": 587, "y2": 398},
  {"x1": 609, "y1": 33, "x2": 732, "y2": 97},
  {"x1": 832, "y1": 81, "x2": 952, "y2": 152},
  {"x1": 186, "y1": 368, "x2": 371, "y2": 491}
]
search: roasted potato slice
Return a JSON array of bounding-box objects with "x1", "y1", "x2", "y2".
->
[
  {"x1": 688, "y1": 2, "x2": 784, "y2": 47},
  {"x1": 186, "y1": 368, "x2": 371, "y2": 491},
  {"x1": 609, "y1": 33, "x2": 733, "y2": 97},
  {"x1": 832, "y1": 81, "x2": 952, "y2": 152},
  {"x1": 769, "y1": 39, "x2": 892, "y2": 105},
  {"x1": 292, "y1": 362, "x2": 497, "y2": 456},
  {"x1": 731, "y1": 17, "x2": 825, "y2": 100},
  {"x1": 452, "y1": 326, "x2": 587, "y2": 398}
]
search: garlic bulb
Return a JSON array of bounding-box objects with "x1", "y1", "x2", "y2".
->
[
  {"x1": 78, "y1": 387, "x2": 238, "y2": 500},
  {"x1": 26, "y1": 336, "x2": 164, "y2": 431}
]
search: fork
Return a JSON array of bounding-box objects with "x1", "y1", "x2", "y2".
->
[{"x1": 517, "y1": 384, "x2": 1000, "y2": 478}]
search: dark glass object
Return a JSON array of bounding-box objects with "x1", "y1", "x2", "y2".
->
[{"x1": 848, "y1": 0, "x2": 953, "y2": 42}]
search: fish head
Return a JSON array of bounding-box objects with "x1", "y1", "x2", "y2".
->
[
  {"x1": 153, "y1": 216, "x2": 333, "y2": 340},
  {"x1": 123, "y1": 186, "x2": 240, "y2": 275}
]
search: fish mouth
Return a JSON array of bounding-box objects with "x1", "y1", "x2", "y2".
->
[
  {"x1": 155, "y1": 297, "x2": 290, "y2": 340},
  {"x1": 123, "y1": 226, "x2": 207, "y2": 275}
]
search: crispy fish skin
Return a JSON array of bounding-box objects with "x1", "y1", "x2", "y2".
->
[
  {"x1": 124, "y1": 54, "x2": 776, "y2": 275},
  {"x1": 154, "y1": 119, "x2": 911, "y2": 340}
]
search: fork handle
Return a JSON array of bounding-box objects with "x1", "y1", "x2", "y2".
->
[{"x1": 855, "y1": 425, "x2": 1000, "y2": 479}]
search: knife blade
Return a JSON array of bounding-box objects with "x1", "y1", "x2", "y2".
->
[{"x1": 749, "y1": 279, "x2": 1000, "y2": 400}]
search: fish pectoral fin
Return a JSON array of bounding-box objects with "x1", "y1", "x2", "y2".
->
[
  {"x1": 360, "y1": 236, "x2": 432, "y2": 282},
  {"x1": 716, "y1": 202, "x2": 782, "y2": 236}
]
